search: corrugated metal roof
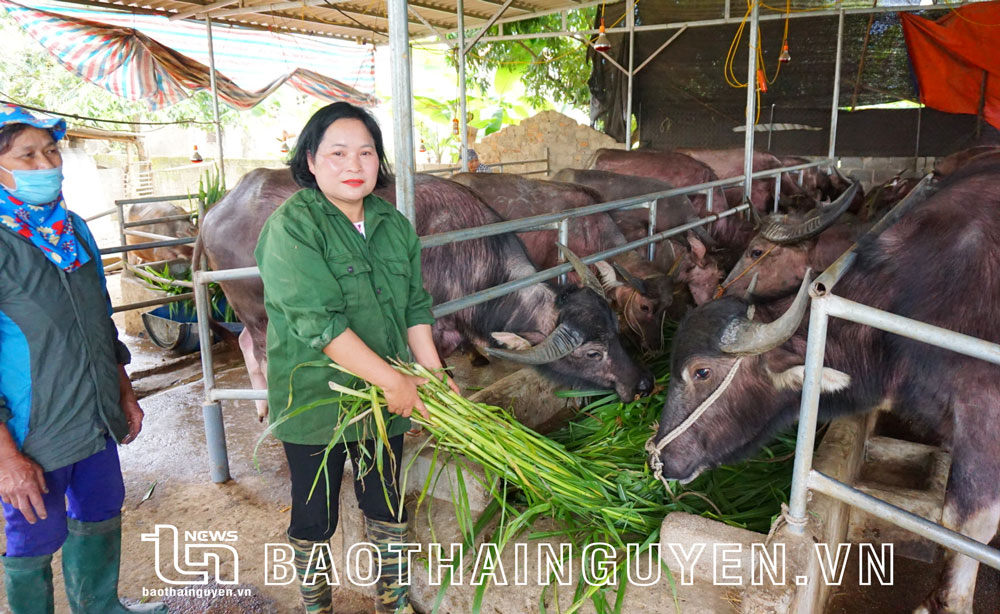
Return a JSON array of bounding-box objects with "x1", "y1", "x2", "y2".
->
[{"x1": 42, "y1": 0, "x2": 600, "y2": 43}]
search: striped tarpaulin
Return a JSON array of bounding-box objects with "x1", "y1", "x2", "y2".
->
[{"x1": 1, "y1": 0, "x2": 377, "y2": 110}]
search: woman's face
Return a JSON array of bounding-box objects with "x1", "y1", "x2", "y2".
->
[
  {"x1": 306, "y1": 118, "x2": 379, "y2": 210},
  {"x1": 0, "y1": 126, "x2": 62, "y2": 192}
]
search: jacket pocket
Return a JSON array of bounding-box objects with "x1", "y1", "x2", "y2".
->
[
  {"x1": 380, "y1": 257, "x2": 411, "y2": 305},
  {"x1": 329, "y1": 254, "x2": 373, "y2": 306}
]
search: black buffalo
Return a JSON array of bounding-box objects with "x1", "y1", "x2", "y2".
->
[{"x1": 648, "y1": 159, "x2": 1000, "y2": 613}]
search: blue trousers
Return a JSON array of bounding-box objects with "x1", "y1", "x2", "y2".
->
[{"x1": 2, "y1": 436, "x2": 124, "y2": 557}]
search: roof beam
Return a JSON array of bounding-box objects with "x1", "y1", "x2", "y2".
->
[{"x1": 169, "y1": 0, "x2": 239, "y2": 21}]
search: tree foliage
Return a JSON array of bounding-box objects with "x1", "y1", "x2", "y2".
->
[{"x1": 457, "y1": 10, "x2": 596, "y2": 111}]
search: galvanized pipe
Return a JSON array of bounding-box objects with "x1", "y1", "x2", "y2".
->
[
  {"x1": 423, "y1": 160, "x2": 831, "y2": 248},
  {"x1": 111, "y1": 293, "x2": 194, "y2": 314},
  {"x1": 824, "y1": 294, "x2": 1000, "y2": 367},
  {"x1": 742, "y1": 0, "x2": 759, "y2": 207},
  {"x1": 211, "y1": 389, "x2": 269, "y2": 402},
  {"x1": 99, "y1": 237, "x2": 196, "y2": 256},
  {"x1": 809, "y1": 471, "x2": 1000, "y2": 570},
  {"x1": 123, "y1": 213, "x2": 195, "y2": 228},
  {"x1": 124, "y1": 229, "x2": 182, "y2": 242},
  {"x1": 388, "y1": 0, "x2": 416, "y2": 223},
  {"x1": 787, "y1": 296, "x2": 831, "y2": 532},
  {"x1": 625, "y1": 0, "x2": 635, "y2": 150},
  {"x1": 85, "y1": 207, "x2": 118, "y2": 222},
  {"x1": 194, "y1": 250, "x2": 230, "y2": 482},
  {"x1": 458, "y1": 0, "x2": 469, "y2": 173},
  {"x1": 828, "y1": 9, "x2": 845, "y2": 159},
  {"x1": 205, "y1": 16, "x2": 226, "y2": 189},
  {"x1": 195, "y1": 266, "x2": 261, "y2": 284},
  {"x1": 115, "y1": 194, "x2": 191, "y2": 205},
  {"x1": 705, "y1": 187, "x2": 714, "y2": 212},
  {"x1": 431, "y1": 206, "x2": 747, "y2": 318},
  {"x1": 557, "y1": 219, "x2": 569, "y2": 284},
  {"x1": 773, "y1": 173, "x2": 781, "y2": 213},
  {"x1": 646, "y1": 199, "x2": 657, "y2": 261}
]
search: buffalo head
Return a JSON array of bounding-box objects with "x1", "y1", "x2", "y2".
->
[
  {"x1": 593, "y1": 260, "x2": 673, "y2": 353},
  {"x1": 719, "y1": 182, "x2": 859, "y2": 299},
  {"x1": 646, "y1": 274, "x2": 851, "y2": 484},
  {"x1": 485, "y1": 246, "x2": 654, "y2": 401}
]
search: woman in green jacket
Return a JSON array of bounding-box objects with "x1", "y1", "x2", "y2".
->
[{"x1": 255, "y1": 102, "x2": 457, "y2": 614}]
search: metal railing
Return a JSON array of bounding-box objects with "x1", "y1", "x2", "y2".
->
[
  {"x1": 95, "y1": 193, "x2": 201, "y2": 313},
  {"x1": 786, "y1": 173, "x2": 1000, "y2": 572},
  {"x1": 421, "y1": 149, "x2": 550, "y2": 177},
  {"x1": 192, "y1": 159, "x2": 833, "y2": 481}
]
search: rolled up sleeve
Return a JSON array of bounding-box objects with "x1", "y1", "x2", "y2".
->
[
  {"x1": 404, "y1": 226, "x2": 435, "y2": 328},
  {"x1": 257, "y1": 217, "x2": 350, "y2": 351}
]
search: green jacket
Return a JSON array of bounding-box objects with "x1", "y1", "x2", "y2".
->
[{"x1": 255, "y1": 189, "x2": 435, "y2": 445}]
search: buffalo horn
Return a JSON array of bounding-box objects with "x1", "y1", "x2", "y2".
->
[
  {"x1": 483, "y1": 324, "x2": 584, "y2": 365},
  {"x1": 612, "y1": 262, "x2": 648, "y2": 294},
  {"x1": 557, "y1": 243, "x2": 606, "y2": 299},
  {"x1": 719, "y1": 270, "x2": 812, "y2": 355},
  {"x1": 758, "y1": 181, "x2": 860, "y2": 244}
]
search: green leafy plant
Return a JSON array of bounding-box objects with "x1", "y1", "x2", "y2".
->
[
  {"x1": 188, "y1": 167, "x2": 227, "y2": 220},
  {"x1": 138, "y1": 263, "x2": 238, "y2": 323}
]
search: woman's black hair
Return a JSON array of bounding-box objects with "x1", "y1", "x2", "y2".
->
[
  {"x1": 288, "y1": 102, "x2": 393, "y2": 190},
  {"x1": 0, "y1": 124, "x2": 38, "y2": 156}
]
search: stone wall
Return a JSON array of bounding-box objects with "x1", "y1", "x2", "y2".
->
[{"x1": 474, "y1": 110, "x2": 623, "y2": 177}]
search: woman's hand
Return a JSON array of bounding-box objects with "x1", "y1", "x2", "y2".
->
[
  {"x1": 383, "y1": 373, "x2": 429, "y2": 420},
  {"x1": 0, "y1": 452, "x2": 48, "y2": 524}
]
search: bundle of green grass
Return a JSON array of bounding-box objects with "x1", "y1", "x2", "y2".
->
[{"x1": 282, "y1": 351, "x2": 797, "y2": 613}]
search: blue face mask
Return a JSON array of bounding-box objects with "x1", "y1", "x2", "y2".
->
[{"x1": 0, "y1": 165, "x2": 64, "y2": 205}]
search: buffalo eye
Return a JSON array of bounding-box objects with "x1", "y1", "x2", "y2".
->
[
  {"x1": 693, "y1": 367, "x2": 711, "y2": 381},
  {"x1": 640, "y1": 304, "x2": 650, "y2": 313},
  {"x1": 586, "y1": 350, "x2": 603, "y2": 360},
  {"x1": 750, "y1": 248, "x2": 764, "y2": 259}
]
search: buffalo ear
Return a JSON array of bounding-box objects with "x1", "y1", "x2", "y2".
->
[
  {"x1": 491, "y1": 332, "x2": 533, "y2": 350},
  {"x1": 687, "y1": 232, "x2": 707, "y2": 263},
  {"x1": 769, "y1": 365, "x2": 852, "y2": 393}
]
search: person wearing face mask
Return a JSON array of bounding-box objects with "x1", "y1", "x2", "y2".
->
[
  {"x1": 0, "y1": 105, "x2": 166, "y2": 614},
  {"x1": 256, "y1": 102, "x2": 459, "y2": 614}
]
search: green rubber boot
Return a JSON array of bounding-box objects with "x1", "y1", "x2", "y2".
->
[
  {"x1": 61, "y1": 516, "x2": 168, "y2": 614},
  {"x1": 287, "y1": 533, "x2": 334, "y2": 614},
  {"x1": 365, "y1": 517, "x2": 417, "y2": 614},
  {"x1": 2, "y1": 553, "x2": 55, "y2": 614}
]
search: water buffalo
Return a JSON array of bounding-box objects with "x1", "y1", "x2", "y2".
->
[
  {"x1": 550, "y1": 168, "x2": 723, "y2": 307},
  {"x1": 451, "y1": 172, "x2": 674, "y2": 351},
  {"x1": 587, "y1": 148, "x2": 752, "y2": 250},
  {"x1": 125, "y1": 201, "x2": 196, "y2": 265},
  {"x1": 676, "y1": 147, "x2": 787, "y2": 211},
  {"x1": 933, "y1": 145, "x2": 1000, "y2": 178},
  {"x1": 718, "y1": 182, "x2": 862, "y2": 299},
  {"x1": 647, "y1": 159, "x2": 1000, "y2": 613},
  {"x1": 195, "y1": 169, "x2": 653, "y2": 419}
]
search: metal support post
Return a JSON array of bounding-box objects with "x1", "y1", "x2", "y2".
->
[
  {"x1": 742, "y1": 0, "x2": 760, "y2": 207},
  {"x1": 787, "y1": 295, "x2": 830, "y2": 531},
  {"x1": 705, "y1": 188, "x2": 713, "y2": 212},
  {"x1": 646, "y1": 199, "x2": 657, "y2": 261},
  {"x1": 388, "y1": 0, "x2": 416, "y2": 223},
  {"x1": 773, "y1": 174, "x2": 781, "y2": 212},
  {"x1": 194, "y1": 269, "x2": 230, "y2": 483},
  {"x1": 828, "y1": 8, "x2": 845, "y2": 159},
  {"x1": 558, "y1": 219, "x2": 569, "y2": 284},
  {"x1": 458, "y1": 0, "x2": 469, "y2": 173},
  {"x1": 625, "y1": 0, "x2": 635, "y2": 149},
  {"x1": 205, "y1": 17, "x2": 225, "y2": 189}
]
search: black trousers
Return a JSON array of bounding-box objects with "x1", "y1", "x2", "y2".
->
[{"x1": 283, "y1": 434, "x2": 406, "y2": 542}]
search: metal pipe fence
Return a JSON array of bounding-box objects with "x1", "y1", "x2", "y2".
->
[
  {"x1": 191, "y1": 160, "x2": 830, "y2": 479},
  {"x1": 421, "y1": 154, "x2": 550, "y2": 177},
  {"x1": 786, "y1": 177, "x2": 1000, "y2": 573}
]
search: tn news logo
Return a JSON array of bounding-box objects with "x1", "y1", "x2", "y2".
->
[{"x1": 141, "y1": 524, "x2": 240, "y2": 585}]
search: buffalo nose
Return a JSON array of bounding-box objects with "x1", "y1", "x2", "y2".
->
[{"x1": 637, "y1": 376, "x2": 654, "y2": 397}]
